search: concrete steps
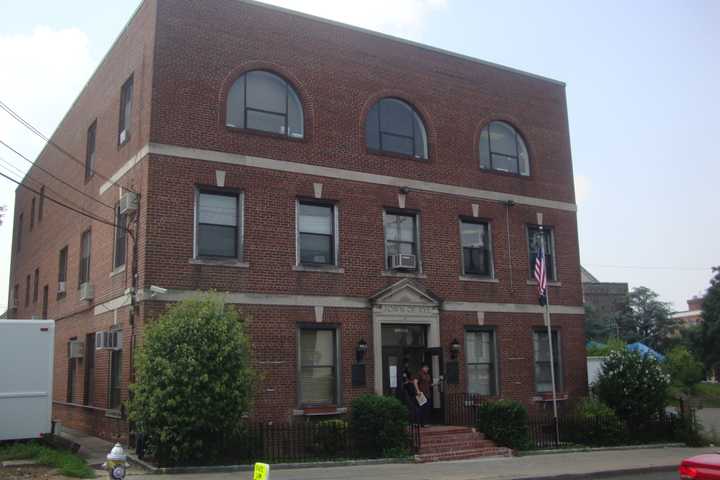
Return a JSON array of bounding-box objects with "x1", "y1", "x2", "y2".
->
[{"x1": 414, "y1": 425, "x2": 512, "y2": 463}]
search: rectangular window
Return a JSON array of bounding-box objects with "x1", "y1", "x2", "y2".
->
[
  {"x1": 83, "y1": 333, "x2": 95, "y2": 405},
  {"x1": 118, "y1": 75, "x2": 133, "y2": 145},
  {"x1": 528, "y1": 225, "x2": 556, "y2": 281},
  {"x1": 533, "y1": 330, "x2": 562, "y2": 393},
  {"x1": 465, "y1": 330, "x2": 497, "y2": 396},
  {"x1": 13, "y1": 284, "x2": 19, "y2": 309},
  {"x1": 30, "y1": 197, "x2": 35, "y2": 230},
  {"x1": 33, "y1": 268, "x2": 39, "y2": 303},
  {"x1": 460, "y1": 220, "x2": 493, "y2": 277},
  {"x1": 58, "y1": 246, "x2": 68, "y2": 298},
  {"x1": 16, "y1": 213, "x2": 23, "y2": 252},
  {"x1": 384, "y1": 211, "x2": 419, "y2": 270},
  {"x1": 299, "y1": 327, "x2": 338, "y2": 406},
  {"x1": 85, "y1": 121, "x2": 96, "y2": 179},
  {"x1": 38, "y1": 186, "x2": 45, "y2": 222},
  {"x1": 79, "y1": 230, "x2": 91, "y2": 287},
  {"x1": 196, "y1": 190, "x2": 241, "y2": 259},
  {"x1": 25, "y1": 274, "x2": 30, "y2": 307},
  {"x1": 67, "y1": 341, "x2": 77, "y2": 403},
  {"x1": 109, "y1": 345, "x2": 122, "y2": 409},
  {"x1": 298, "y1": 202, "x2": 335, "y2": 265},
  {"x1": 42, "y1": 285, "x2": 48, "y2": 318},
  {"x1": 113, "y1": 205, "x2": 127, "y2": 269}
]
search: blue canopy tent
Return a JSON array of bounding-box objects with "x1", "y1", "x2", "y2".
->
[{"x1": 626, "y1": 342, "x2": 665, "y2": 361}]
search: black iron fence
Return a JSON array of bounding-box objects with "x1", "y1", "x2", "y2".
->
[
  {"x1": 143, "y1": 421, "x2": 422, "y2": 466},
  {"x1": 445, "y1": 392, "x2": 690, "y2": 450}
]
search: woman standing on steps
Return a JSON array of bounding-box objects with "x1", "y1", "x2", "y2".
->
[
  {"x1": 417, "y1": 363, "x2": 432, "y2": 427},
  {"x1": 402, "y1": 371, "x2": 421, "y2": 426}
]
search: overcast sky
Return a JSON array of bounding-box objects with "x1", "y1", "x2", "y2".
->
[{"x1": 1, "y1": 0, "x2": 718, "y2": 313}]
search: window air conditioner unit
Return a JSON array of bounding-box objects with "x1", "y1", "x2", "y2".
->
[
  {"x1": 119, "y1": 129, "x2": 128, "y2": 144},
  {"x1": 57, "y1": 281, "x2": 66, "y2": 295},
  {"x1": 390, "y1": 254, "x2": 417, "y2": 270},
  {"x1": 69, "y1": 340, "x2": 85, "y2": 359},
  {"x1": 95, "y1": 330, "x2": 122, "y2": 350},
  {"x1": 119, "y1": 192, "x2": 138, "y2": 215},
  {"x1": 79, "y1": 282, "x2": 94, "y2": 301}
]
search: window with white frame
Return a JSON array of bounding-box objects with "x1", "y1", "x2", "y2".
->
[
  {"x1": 298, "y1": 201, "x2": 336, "y2": 266},
  {"x1": 533, "y1": 330, "x2": 562, "y2": 393},
  {"x1": 196, "y1": 190, "x2": 242, "y2": 259},
  {"x1": 528, "y1": 225, "x2": 556, "y2": 281},
  {"x1": 366, "y1": 98, "x2": 428, "y2": 159},
  {"x1": 460, "y1": 220, "x2": 493, "y2": 277},
  {"x1": 78, "y1": 229, "x2": 91, "y2": 287},
  {"x1": 298, "y1": 327, "x2": 338, "y2": 406},
  {"x1": 465, "y1": 330, "x2": 497, "y2": 396},
  {"x1": 384, "y1": 211, "x2": 419, "y2": 271},
  {"x1": 118, "y1": 75, "x2": 133, "y2": 145},
  {"x1": 479, "y1": 121, "x2": 530, "y2": 176}
]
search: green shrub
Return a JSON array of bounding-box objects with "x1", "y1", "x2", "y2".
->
[
  {"x1": 569, "y1": 398, "x2": 625, "y2": 446},
  {"x1": 593, "y1": 349, "x2": 670, "y2": 428},
  {"x1": 477, "y1": 400, "x2": 530, "y2": 450},
  {"x1": 350, "y1": 394, "x2": 408, "y2": 457},
  {"x1": 665, "y1": 347, "x2": 705, "y2": 395},
  {"x1": 315, "y1": 419, "x2": 348, "y2": 457},
  {"x1": 128, "y1": 294, "x2": 257, "y2": 466}
]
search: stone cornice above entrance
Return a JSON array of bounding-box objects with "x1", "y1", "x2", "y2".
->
[{"x1": 369, "y1": 278, "x2": 442, "y2": 310}]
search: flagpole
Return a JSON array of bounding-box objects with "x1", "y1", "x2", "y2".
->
[{"x1": 537, "y1": 215, "x2": 560, "y2": 447}]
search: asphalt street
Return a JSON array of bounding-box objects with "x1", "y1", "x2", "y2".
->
[{"x1": 593, "y1": 471, "x2": 676, "y2": 480}]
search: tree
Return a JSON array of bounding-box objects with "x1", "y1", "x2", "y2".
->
[
  {"x1": 593, "y1": 349, "x2": 670, "y2": 427},
  {"x1": 701, "y1": 267, "x2": 720, "y2": 373},
  {"x1": 617, "y1": 286, "x2": 677, "y2": 352},
  {"x1": 665, "y1": 346, "x2": 705, "y2": 395},
  {"x1": 128, "y1": 294, "x2": 256, "y2": 466}
]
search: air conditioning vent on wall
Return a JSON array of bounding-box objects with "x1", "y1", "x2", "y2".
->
[
  {"x1": 390, "y1": 254, "x2": 417, "y2": 270},
  {"x1": 79, "y1": 283, "x2": 94, "y2": 301},
  {"x1": 95, "y1": 330, "x2": 122, "y2": 350},
  {"x1": 69, "y1": 340, "x2": 84, "y2": 359},
  {"x1": 119, "y1": 192, "x2": 138, "y2": 215}
]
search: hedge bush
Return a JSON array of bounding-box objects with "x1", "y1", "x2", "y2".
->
[
  {"x1": 477, "y1": 400, "x2": 530, "y2": 450},
  {"x1": 593, "y1": 349, "x2": 670, "y2": 428},
  {"x1": 128, "y1": 294, "x2": 257, "y2": 466},
  {"x1": 350, "y1": 394, "x2": 408, "y2": 457},
  {"x1": 569, "y1": 398, "x2": 625, "y2": 446}
]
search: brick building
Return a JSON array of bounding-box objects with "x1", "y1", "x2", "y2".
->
[{"x1": 6, "y1": 0, "x2": 586, "y2": 440}]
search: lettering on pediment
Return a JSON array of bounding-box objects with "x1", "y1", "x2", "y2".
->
[{"x1": 374, "y1": 304, "x2": 438, "y2": 315}]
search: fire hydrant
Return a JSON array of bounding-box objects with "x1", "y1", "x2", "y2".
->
[{"x1": 102, "y1": 443, "x2": 129, "y2": 480}]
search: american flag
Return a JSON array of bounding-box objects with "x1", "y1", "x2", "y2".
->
[{"x1": 534, "y1": 239, "x2": 548, "y2": 306}]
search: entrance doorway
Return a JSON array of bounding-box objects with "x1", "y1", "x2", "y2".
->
[{"x1": 381, "y1": 324, "x2": 444, "y2": 423}]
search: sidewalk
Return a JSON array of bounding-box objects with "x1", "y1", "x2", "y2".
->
[
  {"x1": 131, "y1": 446, "x2": 718, "y2": 480},
  {"x1": 57, "y1": 425, "x2": 115, "y2": 467}
]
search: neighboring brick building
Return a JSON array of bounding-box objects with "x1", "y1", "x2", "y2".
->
[
  {"x1": 6, "y1": 0, "x2": 586, "y2": 440},
  {"x1": 581, "y1": 267, "x2": 629, "y2": 336},
  {"x1": 672, "y1": 296, "x2": 704, "y2": 328}
]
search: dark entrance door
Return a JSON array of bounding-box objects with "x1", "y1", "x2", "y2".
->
[
  {"x1": 381, "y1": 324, "x2": 427, "y2": 399},
  {"x1": 424, "y1": 347, "x2": 445, "y2": 424}
]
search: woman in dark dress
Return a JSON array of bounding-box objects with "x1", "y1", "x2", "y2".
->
[
  {"x1": 402, "y1": 372, "x2": 421, "y2": 426},
  {"x1": 416, "y1": 363, "x2": 432, "y2": 427}
]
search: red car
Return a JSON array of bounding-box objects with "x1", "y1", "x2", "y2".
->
[{"x1": 680, "y1": 454, "x2": 720, "y2": 479}]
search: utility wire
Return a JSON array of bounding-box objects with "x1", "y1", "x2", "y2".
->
[
  {"x1": 586, "y1": 264, "x2": 710, "y2": 272},
  {"x1": 0, "y1": 139, "x2": 115, "y2": 210},
  {"x1": 0, "y1": 99, "x2": 136, "y2": 193},
  {"x1": 0, "y1": 168, "x2": 131, "y2": 236}
]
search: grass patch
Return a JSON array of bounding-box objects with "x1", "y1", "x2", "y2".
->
[
  {"x1": 694, "y1": 383, "x2": 720, "y2": 408},
  {"x1": 0, "y1": 441, "x2": 95, "y2": 478}
]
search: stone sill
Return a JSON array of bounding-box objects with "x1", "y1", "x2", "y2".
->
[
  {"x1": 459, "y1": 276, "x2": 499, "y2": 283},
  {"x1": 109, "y1": 265, "x2": 126, "y2": 278},
  {"x1": 189, "y1": 258, "x2": 249, "y2": 268},
  {"x1": 292, "y1": 407, "x2": 347, "y2": 417},
  {"x1": 527, "y1": 280, "x2": 562, "y2": 287},
  {"x1": 292, "y1": 265, "x2": 345, "y2": 274},
  {"x1": 532, "y1": 393, "x2": 569, "y2": 402},
  {"x1": 105, "y1": 409, "x2": 122, "y2": 419},
  {"x1": 381, "y1": 271, "x2": 427, "y2": 279}
]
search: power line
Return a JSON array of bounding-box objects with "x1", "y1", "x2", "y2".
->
[
  {"x1": 586, "y1": 264, "x2": 710, "y2": 272},
  {"x1": 0, "y1": 99, "x2": 136, "y2": 194},
  {"x1": 0, "y1": 168, "x2": 131, "y2": 236},
  {"x1": 0, "y1": 140, "x2": 115, "y2": 210}
]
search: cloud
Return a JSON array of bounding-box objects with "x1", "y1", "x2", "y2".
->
[
  {"x1": 0, "y1": 26, "x2": 94, "y2": 310},
  {"x1": 259, "y1": 0, "x2": 448, "y2": 40},
  {"x1": 574, "y1": 174, "x2": 591, "y2": 204}
]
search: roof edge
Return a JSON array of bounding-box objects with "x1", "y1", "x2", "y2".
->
[{"x1": 239, "y1": 0, "x2": 566, "y2": 87}]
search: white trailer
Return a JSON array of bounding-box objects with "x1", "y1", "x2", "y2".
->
[{"x1": 0, "y1": 319, "x2": 55, "y2": 441}]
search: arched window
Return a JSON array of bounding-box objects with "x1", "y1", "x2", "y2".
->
[
  {"x1": 479, "y1": 121, "x2": 529, "y2": 176},
  {"x1": 226, "y1": 70, "x2": 304, "y2": 138},
  {"x1": 366, "y1": 98, "x2": 428, "y2": 159}
]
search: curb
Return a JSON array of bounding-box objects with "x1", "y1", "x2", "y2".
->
[
  {"x1": 126, "y1": 454, "x2": 413, "y2": 475},
  {"x1": 514, "y1": 465, "x2": 677, "y2": 479},
  {"x1": 518, "y1": 442, "x2": 685, "y2": 456}
]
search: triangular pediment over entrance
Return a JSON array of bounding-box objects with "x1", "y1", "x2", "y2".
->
[{"x1": 369, "y1": 279, "x2": 442, "y2": 308}]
